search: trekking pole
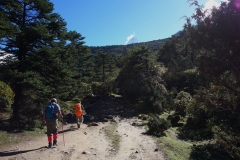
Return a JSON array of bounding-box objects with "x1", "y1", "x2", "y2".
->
[
  {"x1": 62, "y1": 121, "x2": 65, "y2": 146},
  {"x1": 61, "y1": 120, "x2": 65, "y2": 146},
  {"x1": 61, "y1": 119, "x2": 65, "y2": 147}
]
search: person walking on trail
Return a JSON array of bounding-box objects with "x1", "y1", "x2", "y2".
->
[
  {"x1": 74, "y1": 100, "x2": 84, "y2": 128},
  {"x1": 44, "y1": 98, "x2": 63, "y2": 148}
]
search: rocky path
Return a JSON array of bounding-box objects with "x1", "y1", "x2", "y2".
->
[{"x1": 0, "y1": 97, "x2": 165, "y2": 160}]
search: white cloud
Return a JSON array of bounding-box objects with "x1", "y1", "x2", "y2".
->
[{"x1": 125, "y1": 34, "x2": 135, "y2": 45}]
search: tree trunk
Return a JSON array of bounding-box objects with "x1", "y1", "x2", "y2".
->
[
  {"x1": 12, "y1": 78, "x2": 23, "y2": 120},
  {"x1": 11, "y1": 1, "x2": 26, "y2": 121},
  {"x1": 102, "y1": 55, "x2": 105, "y2": 82}
]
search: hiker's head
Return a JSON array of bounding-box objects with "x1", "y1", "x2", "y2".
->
[
  {"x1": 78, "y1": 100, "x2": 81, "y2": 104},
  {"x1": 51, "y1": 98, "x2": 57, "y2": 103}
]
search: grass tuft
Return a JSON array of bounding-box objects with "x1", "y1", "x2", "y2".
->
[
  {"x1": 156, "y1": 134, "x2": 192, "y2": 160},
  {"x1": 104, "y1": 123, "x2": 121, "y2": 152},
  {"x1": 0, "y1": 131, "x2": 21, "y2": 146}
]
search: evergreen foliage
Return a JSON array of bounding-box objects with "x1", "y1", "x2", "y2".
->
[
  {"x1": 0, "y1": 81, "x2": 14, "y2": 111},
  {"x1": 0, "y1": 0, "x2": 239, "y2": 158},
  {"x1": 0, "y1": 0, "x2": 87, "y2": 120},
  {"x1": 190, "y1": 143, "x2": 235, "y2": 160},
  {"x1": 147, "y1": 114, "x2": 171, "y2": 137},
  {"x1": 157, "y1": 33, "x2": 199, "y2": 94},
  {"x1": 93, "y1": 52, "x2": 118, "y2": 83},
  {"x1": 182, "y1": 0, "x2": 240, "y2": 158},
  {"x1": 89, "y1": 38, "x2": 168, "y2": 55},
  {"x1": 78, "y1": 51, "x2": 95, "y2": 83},
  {"x1": 116, "y1": 46, "x2": 168, "y2": 112},
  {"x1": 174, "y1": 91, "x2": 192, "y2": 117},
  {"x1": 185, "y1": 0, "x2": 240, "y2": 94}
]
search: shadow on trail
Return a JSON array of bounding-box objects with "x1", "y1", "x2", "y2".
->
[
  {"x1": 64, "y1": 96, "x2": 137, "y2": 125},
  {"x1": 58, "y1": 127, "x2": 79, "y2": 134},
  {"x1": 83, "y1": 96, "x2": 136, "y2": 124},
  {"x1": 0, "y1": 146, "x2": 45, "y2": 157}
]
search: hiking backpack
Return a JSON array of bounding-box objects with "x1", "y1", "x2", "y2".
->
[
  {"x1": 74, "y1": 103, "x2": 83, "y2": 117},
  {"x1": 45, "y1": 102, "x2": 57, "y2": 120}
]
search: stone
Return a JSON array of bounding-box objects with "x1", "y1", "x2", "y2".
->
[{"x1": 82, "y1": 151, "x2": 91, "y2": 154}]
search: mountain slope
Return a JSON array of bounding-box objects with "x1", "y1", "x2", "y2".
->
[{"x1": 89, "y1": 38, "x2": 169, "y2": 55}]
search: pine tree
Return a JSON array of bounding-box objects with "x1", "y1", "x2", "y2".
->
[
  {"x1": 116, "y1": 46, "x2": 167, "y2": 112},
  {"x1": 93, "y1": 52, "x2": 117, "y2": 83},
  {"x1": 184, "y1": 1, "x2": 240, "y2": 158},
  {"x1": 0, "y1": 0, "x2": 87, "y2": 120},
  {"x1": 185, "y1": 0, "x2": 240, "y2": 94}
]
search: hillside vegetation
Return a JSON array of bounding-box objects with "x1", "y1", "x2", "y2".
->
[
  {"x1": 0, "y1": 0, "x2": 240, "y2": 159},
  {"x1": 89, "y1": 38, "x2": 168, "y2": 55}
]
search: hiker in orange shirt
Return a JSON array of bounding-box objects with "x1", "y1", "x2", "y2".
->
[{"x1": 74, "y1": 100, "x2": 84, "y2": 128}]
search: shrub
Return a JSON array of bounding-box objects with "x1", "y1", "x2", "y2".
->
[
  {"x1": 171, "y1": 115, "x2": 181, "y2": 126},
  {"x1": 190, "y1": 144, "x2": 235, "y2": 160},
  {"x1": 147, "y1": 114, "x2": 171, "y2": 137},
  {"x1": 18, "y1": 98, "x2": 45, "y2": 129},
  {"x1": 0, "y1": 81, "x2": 14, "y2": 111},
  {"x1": 213, "y1": 126, "x2": 240, "y2": 159},
  {"x1": 174, "y1": 91, "x2": 192, "y2": 117},
  {"x1": 91, "y1": 82, "x2": 109, "y2": 95}
]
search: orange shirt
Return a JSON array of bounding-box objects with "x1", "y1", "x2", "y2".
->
[{"x1": 74, "y1": 103, "x2": 82, "y2": 116}]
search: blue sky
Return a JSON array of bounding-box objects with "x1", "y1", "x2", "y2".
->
[{"x1": 49, "y1": 0, "x2": 225, "y2": 46}]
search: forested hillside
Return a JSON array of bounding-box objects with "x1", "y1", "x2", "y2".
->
[
  {"x1": 0, "y1": 0, "x2": 240, "y2": 159},
  {"x1": 89, "y1": 38, "x2": 168, "y2": 55}
]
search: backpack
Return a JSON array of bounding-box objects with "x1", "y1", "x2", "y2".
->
[
  {"x1": 74, "y1": 103, "x2": 83, "y2": 117},
  {"x1": 45, "y1": 102, "x2": 57, "y2": 120}
]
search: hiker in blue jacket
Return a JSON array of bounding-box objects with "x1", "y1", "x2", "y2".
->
[{"x1": 44, "y1": 98, "x2": 63, "y2": 148}]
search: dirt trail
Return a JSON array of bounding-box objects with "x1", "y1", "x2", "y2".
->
[{"x1": 0, "y1": 97, "x2": 165, "y2": 160}]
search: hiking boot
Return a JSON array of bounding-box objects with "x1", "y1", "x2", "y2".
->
[
  {"x1": 53, "y1": 140, "x2": 57, "y2": 146},
  {"x1": 48, "y1": 142, "x2": 52, "y2": 148},
  {"x1": 78, "y1": 124, "x2": 80, "y2": 128}
]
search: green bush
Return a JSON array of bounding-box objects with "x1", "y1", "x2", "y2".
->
[
  {"x1": 0, "y1": 81, "x2": 14, "y2": 111},
  {"x1": 190, "y1": 143, "x2": 235, "y2": 160},
  {"x1": 174, "y1": 91, "x2": 192, "y2": 117},
  {"x1": 91, "y1": 82, "x2": 109, "y2": 95},
  {"x1": 147, "y1": 114, "x2": 171, "y2": 137},
  {"x1": 213, "y1": 126, "x2": 240, "y2": 159},
  {"x1": 18, "y1": 98, "x2": 44, "y2": 129},
  {"x1": 178, "y1": 116, "x2": 213, "y2": 141}
]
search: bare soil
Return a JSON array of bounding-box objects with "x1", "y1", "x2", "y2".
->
[{"x1": 0, "y1": 97, "x2": 165, "y2": 160}]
